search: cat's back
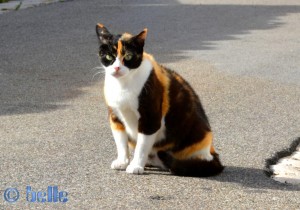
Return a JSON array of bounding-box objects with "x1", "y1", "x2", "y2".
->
[{"x1": 160, "y1": 66, "x2": 211, "y2": 132}]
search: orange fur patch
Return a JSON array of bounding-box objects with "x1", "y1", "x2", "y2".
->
[
  {"x1": 109, "y1": 111, "x2": 125, "y2": 131},
  {"x1": 110, "y1": 122, "x2": 125, "y2": 131},
  {"x1": 175, "y1": 74, "x2": 184, "y2": 83},
  {"x1": 128, "y1": 140, "x2": 136, "y2": 149},
  {"x1": 121, "y1": 33, "x2": 133, "y2": 41},
  {"x1": 154, "y1": 143, "x2": 174, "y2": 151},
  {"x1": 139, "y1": 28, "x2": 148, "y2": 40},
  {"x1": 143, "y1": 53, "x2": 170, "y2": 117},
  {"x1": 210, "y1": 145, "x2": 216, "y2": 154},
  {"x1": 117, "y1": 40, "x2": 123, "y2": 58},
  {"x1": 173, "y1": 132, "x2": 213, "y2": 160},
  {"x1": 97, "y1": 23, "x2": 104, "y2": 28}
]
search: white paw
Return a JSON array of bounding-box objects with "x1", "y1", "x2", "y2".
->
[
  {"x1": 111, "y1": 158, "x2": 129, "y2": 170},
  {"x1": 126, "y1": 164, "x2": 144, "y2": 174}
]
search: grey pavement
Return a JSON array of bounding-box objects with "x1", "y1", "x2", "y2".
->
[
  {"x1": 0, "y1": 0, "x2": 59, "y2": 14},
  {"x1": 0, "y1": 0, "x2": 300, "y2": 209}
]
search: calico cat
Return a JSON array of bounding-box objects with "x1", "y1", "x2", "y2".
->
[{"x1": 96, "y1": 23, "x2": 224, "y2": 177}]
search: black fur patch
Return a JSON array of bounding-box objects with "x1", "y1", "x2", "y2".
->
[
  {"x1": 138, "y1": 71, "x2": 163, "y2": 135},
  {"x1": 164, "y1": 69, "x2": 211, "y2": 151},
  {"x1": 98, "y1": 43, "x2": 118, "y2": 67},
  {"x1": 96, "y1": 25, "x2": 144, "y2": 69},
  {"x1": 158, "y1": 151, "x2": 224, "y2": 177},
  {"x1": 121, "y1": 38, "x2": 144, "y2": 69}
]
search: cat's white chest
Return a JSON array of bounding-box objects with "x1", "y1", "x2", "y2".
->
[
  {"x1": 104, "y1": 60, "x2": 152, "y2": 140},
  {"x1": 104, "y1": 59, "x2": 151, "y2": 109},
  {"x1": 105, "y1": 85, "x2": 139, "y2": 110},
  {"x1": 118, "y1": 108, "x2": 139, "y2": 140},
  {"x1": 105, "y1": 84, "x2": 141, "y2": 140}
]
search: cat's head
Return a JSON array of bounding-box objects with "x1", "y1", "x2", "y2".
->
[{"x1": 96, "y1": 23, "x2": 147, "y2": 79}]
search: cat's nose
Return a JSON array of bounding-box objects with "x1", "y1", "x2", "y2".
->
[{"x1": 114, "y1": 67, "x2": 120, "y2": 72}]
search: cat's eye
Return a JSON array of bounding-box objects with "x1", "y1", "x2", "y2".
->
[
  {"x1": 105, "y1": 54, "x2": 113, "y2": 61},
  {"x1": 124, "y1": 53, "x2": 133, "y2": 61}
]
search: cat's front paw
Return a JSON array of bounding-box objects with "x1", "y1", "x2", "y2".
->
[
  {"x1": 126, "y1": 164, "x2": 144, "y2": 174},
  {"x1": 111, "y1": 158, "x2": 129, "y2": 170}
]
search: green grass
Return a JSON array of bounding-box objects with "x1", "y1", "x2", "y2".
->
[{"x1": 0, "y1": 0, "x2": 10, "y2": 3}]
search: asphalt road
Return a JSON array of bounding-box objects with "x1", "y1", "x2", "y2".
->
[{"x1": 0, "y1": 0, "x2": 300, "y2": 209}]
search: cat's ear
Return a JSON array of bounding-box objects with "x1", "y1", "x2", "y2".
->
[
  {"x1": 133, "y1": 28, "x2": 148, "y2": 48},
  {"x1": 96, "y1": 23, "x2": 113, "y2": 44}
]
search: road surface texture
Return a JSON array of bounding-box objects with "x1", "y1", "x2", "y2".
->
[
  {"x1": 0, "y1": 0, "x2": 60, "y2": 15},
  {"x1": 0, "y1": 0, "x2": 300, "y2": 209}
]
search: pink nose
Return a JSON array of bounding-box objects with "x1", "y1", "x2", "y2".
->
[{"x1": 114, "y1": 67, "x2": 120, "y2": 72}]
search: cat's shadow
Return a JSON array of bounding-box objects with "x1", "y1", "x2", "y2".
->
[{"x1": 144, "y1": 166, "x2": 300, "y2": 192}]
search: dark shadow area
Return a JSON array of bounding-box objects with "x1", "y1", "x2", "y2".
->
[
  {"x1": 1, "y1": 0, "x2": 300, "y2": 115},
  {"x1": 144, "y1": 165, "x2": 300, "y2": 191},
  {"x1": 211, "y1": 166, "x2": 300, "y2": 191}
]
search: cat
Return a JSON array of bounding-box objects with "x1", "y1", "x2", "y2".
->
[{"x1": 96, "y1": 23, "x2": 224, "y2": 177}]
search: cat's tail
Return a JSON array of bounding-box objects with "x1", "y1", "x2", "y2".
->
[{"x1": 157, "y1": 151, "x2": 224, "y2": 177}]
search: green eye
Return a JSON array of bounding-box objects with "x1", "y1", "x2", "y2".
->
[
  {"x1": 124, "y1": 53, "x2": 133, "y2": 61},
  {"x1": 106, "y1": 54, "x2": 113, "y2": 61}
]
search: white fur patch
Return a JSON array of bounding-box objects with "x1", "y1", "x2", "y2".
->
[
  {"x1": 126, "y1": 132, "x2": 158, "y2": 174},
  {"x1": 104, "y1": 57, "x2": 128, "y2": 78},
  {"x1": 111, "y1": 130, "x2": 129, "y2": 170},
  {"x1": 191, "y1": 145, "x2": 213, "y2": 161},
  {"x1": 104, "y1": 58, "x2": 151, "y2": 107}
]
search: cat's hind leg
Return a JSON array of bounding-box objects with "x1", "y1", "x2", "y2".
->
[{"x1": 146, "y1": 152, "x2": 168, "y2": 170}]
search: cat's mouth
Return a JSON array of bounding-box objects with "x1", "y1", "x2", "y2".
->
[{"x1": 112, "y1": 71, "x2": 123, "y2": 78}]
